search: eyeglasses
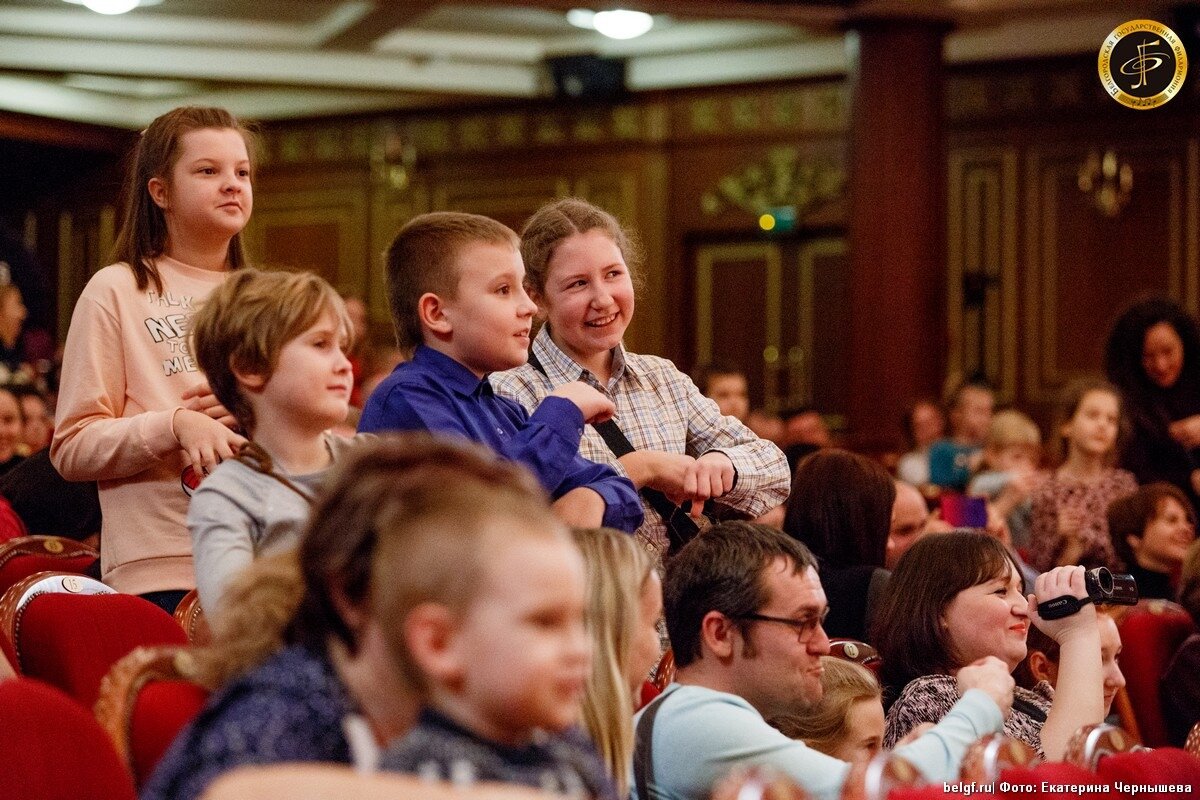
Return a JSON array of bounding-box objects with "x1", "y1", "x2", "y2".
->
[{"x1": 733, "y1": 609, "x2": 829, "y2": 644}]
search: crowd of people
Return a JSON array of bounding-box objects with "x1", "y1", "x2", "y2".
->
[{"x1": 2, "y1": 103, "x2": 1199, "y2": 799}]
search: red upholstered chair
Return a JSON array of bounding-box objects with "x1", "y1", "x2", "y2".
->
[
  {"x1": 828, "y1": 639, "x2": 882, "y2": 677},
  {"x1": 1063, "y1": 723, "x2": 1146, "y2": 771},
  {"x1": 959, "y1": 733, "x2": 1040, "y2": 783},
  {"x1": 0, "y1": 535, "x2": 98, "y2": 597},
  {"x1": 1115, "y1": 599, "x2": 1196, "y2": 746},
  {"x1": 653, "y1": 647, "x2": 675, "y2": 692},
  {"x1": 1094, "y1": 749, "x2": 1200, "y2": 800},
  {"x1": 95, "y1": 645, "x2": 210, "y2": 788},
  {"x1": 0, "y1": 571, "x2": 188, "y2": 708},
  {"x1": 840, "y1": 751, "x2": 924, "y2": 800},
  {"x1": 0, "y1": 677, "x2": 137, "y2": 800}
]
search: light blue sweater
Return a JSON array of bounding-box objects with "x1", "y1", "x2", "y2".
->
[{"x1": 630, "y1": 683, "x2": 1003, "y2": 800}]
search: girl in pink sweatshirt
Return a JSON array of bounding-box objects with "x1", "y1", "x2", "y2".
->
[{"x1": 52, "y1": 107, "x2": 254, "y2": 610}]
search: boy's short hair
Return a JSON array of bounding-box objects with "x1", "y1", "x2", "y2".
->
[
  {"x1": 385, "y1": 212, "x2": 520, "y2": 353},
  {"x1": 985, "y1": 409, "x2": 1042, "y2": 450},
  {"x1": 945, "y1": 378, "x2": 995, "y2": 410},
  {"x1": 664, "y1": 521, "x2": 818, "y2": 669},
  {"x1": 363, "y1": 436, "x2": 562, "y2": 692},
  {"x1": 191, "y1": 267, "x2": 351, "y2": 435}
]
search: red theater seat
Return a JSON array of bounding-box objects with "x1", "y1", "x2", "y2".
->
[
  {"x1": 0, "y1": 536, "x2": 98, "y2": 597},
  {"x1": 1, "y1": 572, "x2": 188, "y2": 708},
  {"x1": 1094, "y1": 748, "x2": 1200, "y2": 800},
  {"x1": 95, "y1": 645, "x2": 210, "y2": 788},
  {"x1": 172, "y1": 588, "x2": 211, "y2": 645},
  {"x1": 0, "y1": 678, "x2": 136, "y2": 800},
  {"x1": 1116, "y1": 600, "x2": 1196, "y2": 746}
]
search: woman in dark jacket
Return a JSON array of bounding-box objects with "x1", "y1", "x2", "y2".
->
[{"x1": 1106, "y1": 298, "x2": 1200, "y2": 515}]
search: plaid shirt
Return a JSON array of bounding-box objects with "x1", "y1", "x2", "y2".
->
[{"x1": 491, "y1": 327, "x2": 790, "y2": 554}]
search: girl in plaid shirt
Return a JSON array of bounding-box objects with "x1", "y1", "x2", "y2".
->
[{"x1": 491, "y1": 198, "x2": 789, "y2": 557}]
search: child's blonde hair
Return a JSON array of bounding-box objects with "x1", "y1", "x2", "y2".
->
[
  {"x1": 112, "y1": 106, "x2": 257, "y2": 294},
  {"x1": 768, "y1": 657, "x2": 881, "y2": 756},
  {"x1": 570, "y1": 528, "x2": 656, "y2": 794},
  {"x1": 360, "y1": 438, "x2": 562, "y2": 692},
  {"x1": 1050, "y1": 377, "x2": 1126, "y2": 465},
  {"x1": 385, "y1": 212, "x2": 520, "y2": 354},
  {"x1": 985, "y1": 409, "x2": 1042, "y2": 450},
  {"x1": 190, "y1": 268, "x2": 351, "y2": 435}
]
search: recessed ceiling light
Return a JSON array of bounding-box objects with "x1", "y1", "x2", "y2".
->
[
  {"x1": 566, "y1": 8, "x2": 654, "y2": 40},
  {"x1": 63, "y1": 0, "x2": 143, "y2": 15}
]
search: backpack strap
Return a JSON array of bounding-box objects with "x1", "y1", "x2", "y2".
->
[{"x1": 633, "y1": 686, "x2": 677, "y2": 800}]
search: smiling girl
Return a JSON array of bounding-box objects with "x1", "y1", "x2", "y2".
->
[
  {"x1": 51, "y1": 106, "x2": 253, "y2": 609},
  {"x1": 491, "y1": 199, "x2": 789, "y2": 557}
]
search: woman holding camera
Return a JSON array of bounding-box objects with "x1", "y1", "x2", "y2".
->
[{"x1": 873, "y1": 531, "x2": 1106, "y2": 761}]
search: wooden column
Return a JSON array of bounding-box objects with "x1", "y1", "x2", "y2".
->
[{"x1": 846, "y1": 19, "x2": 949, "y2": 450}]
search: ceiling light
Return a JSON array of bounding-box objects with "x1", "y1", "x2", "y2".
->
[
  {"x1": 65, "y1": 0, "x2": 142, "y2": 14},
  {"x1": 567, "y1": 9, "x2": 654, "y2": 40}
]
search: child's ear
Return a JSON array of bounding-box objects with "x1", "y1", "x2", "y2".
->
[
  {"x1": 230, "y1": 364, "x2": 267, "y2": 391},
  {"x1": 147, "y1": 177, "x2": 169, "y2": 210},
  {"x1": 403, "y1": 602, "x2": 464, "y2": 686},
  {"x1": 1126, "y1": 534, "x2": 1142, "y2": 556},
  {"x1": 418, "y1": 292, "x2": 452, "y2": 337},
  {"x1": 1028, "y1": 650, "x2": 1058, "y2": 685}
]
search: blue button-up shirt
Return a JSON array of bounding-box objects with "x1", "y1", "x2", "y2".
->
[{"x1": 359, "y1": 345, "x2": 643, "y2": 533}]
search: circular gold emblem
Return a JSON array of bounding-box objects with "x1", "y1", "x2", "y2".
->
[
  {"x1": 843, "y1": 642, "x2": 859, "y2": 659},
  {"x1": 1099, "y1": 19, "x2": 1188, "y2": 109},
  {"x1": 61, "y1": 575, "x2": 84, "y2": 593},
  {"x1": 42, "y1": 539, "x2": 64, "y2": 554}
]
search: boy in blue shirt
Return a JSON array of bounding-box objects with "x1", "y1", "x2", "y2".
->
[{"x1": 360, "y1": 211, "x2": 642, "y2": 532}]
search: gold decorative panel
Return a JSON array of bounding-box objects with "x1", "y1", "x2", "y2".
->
[{"x1": 947, "y1": 146, "x2": 1019, "y2": 400}]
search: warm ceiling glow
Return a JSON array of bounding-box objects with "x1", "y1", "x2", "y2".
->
[{"x1": 567, "y1": 9, "x2": 654, "y2": 40}]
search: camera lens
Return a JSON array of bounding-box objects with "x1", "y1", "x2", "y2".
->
[{"x1": 1092, "y1": 567, "x2": 1113, "y2": 594}]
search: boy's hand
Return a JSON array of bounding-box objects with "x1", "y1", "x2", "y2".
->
[
  {"x1": 172, "y1": 408, "x2": 247, "y2": 477},
  {"x1": 552, "y1": 487, "x2": 606, "y2": 528},
  {"x1": 956, "y1": 655, "x2": 1014, "y2": 718},
  {"x1": 549, "y1": 381, "x2": 615, "y2": 424},
  {"x1": 181, "y1": 380, "x2": 238, "y2": 430}
]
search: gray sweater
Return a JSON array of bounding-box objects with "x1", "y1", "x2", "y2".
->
[{"x1": 187, "y1": 433, "x2": 367, "y2": 616}]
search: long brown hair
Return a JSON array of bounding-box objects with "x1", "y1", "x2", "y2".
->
[{"x1": 111, "y1": 106, "x2": 257, "y2": 294}]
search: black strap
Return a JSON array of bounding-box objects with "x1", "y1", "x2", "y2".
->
[
  {"x1": 633, "y1": 688, "x2": 674, "y2": 800},
  {"x1": 527, "y1": 350, "x2": 701, "y2": 554},
  {"x1": 1012, "y1": 695, "x2": 1048, "y2": 724}
]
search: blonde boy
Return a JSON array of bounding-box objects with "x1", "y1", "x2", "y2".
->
[
  {"x1": 372, "y1": 465, "x2": 614, "y2": 798},
  {"x1": 188, "y1": 268, "x2": 364, "y2": 614},
  {"x1": 358, "y1": 211, "x2": 641, "y2": 533},
  {"x1": 969, "y1": 409, "x2": 1043, "y2": 548}
]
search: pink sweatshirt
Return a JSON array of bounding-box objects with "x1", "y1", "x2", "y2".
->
[{"x1": 52, "y1": 257, "x2": 227, "y2": 594}]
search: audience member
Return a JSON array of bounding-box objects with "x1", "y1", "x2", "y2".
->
[
  {"x1": 897, "y1": 398, "x2": 946, "y2": 486},
  {"x1": 888, "y1": 480, "x2": 942, "y2": 569},
  {"x1": 188, "y1": 268, "x2": 368, "y2": 616},
  {"x1": 970, "y1": 409, "x2": 1043, "y2": 550},
  {"x1": 0, "y1": 449, "x2": 101, "y2": 538},
  {"x1": 1107, "y1": 482, "x2": 1196, "y2": 600},
  {"x1": 928, "y1": 380, "x2": 994, "y2": 491},
  {"x1": 375, "y1": 461, "x2": 615, "y2": 799},
  {"x1": 1106, "y1": 298, "x2": 1200, "y2": 516},
  {"x1": 875, "y1": 531, "x2": 1106, "y2": 760},
  {"x1": 492, "y1": 199, "x2": 787, "y2": 557},
  {"x1": 51, "y1": 107, "x2": 253, "y2": 611},
  {"x1": 780, "y1": 405, "x2": 832, "y2": 475},
  {"x1": 693, "y1": 362, "x2": 750, "y2": 423},
  {"x1": 0, "y1": 385, "x2": 24, "y2": 476},
  {"x1": 148, "y1": 435, "x2": 524, "y2": 800},
  {"x1": 569, "y1": 527, "x2": 662, "y2": 795},
  {"x1": 0, "y1": 283, "x2": 28, "y2": 382},
  {"x1": 783, "y1": 449, "x2": 893, "y2": 640},
  {"x1": 632, "y1": 521, "x2": 1011, "y2": 800},
  {"x1": 1013, "y1": 612, "x2": 1125, "y2": 718},
  {"x1": 1162, "y1": 539, "x2": 1200, "y2": 745},
  {"x1": 768, "y1": 657, "x2": 884, "y2": 763},
  {"x1": 8, "y1": 382, "x2": 51, "y2": 454},
  {"x1": 359, "y1": 211, "x2": 641, "y2": 533},
  {"x1": 341, "y1": 293, "x2": 370, "y2": 407},
  {"x1": 746, "y1": 408, "x2": 785, "y2": 446},
  {"x1": 1028, "y1": 378, "x2": 1137, "y2": 572}
]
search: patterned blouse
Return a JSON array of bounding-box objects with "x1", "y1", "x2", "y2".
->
[
  {"x1": 1028, "y1": 469, "x2": 1138, "y2": 572},
  {"x1": 491, "y1": 327, "x2": 790, "y2": 557},
  {"x1": 884, "y1": 674, "x2": 1054, "y2": 758}
]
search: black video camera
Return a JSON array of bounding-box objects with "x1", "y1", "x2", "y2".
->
[{"x1": 1036, "y1": 567, "x2": 1139, "y2": 621}]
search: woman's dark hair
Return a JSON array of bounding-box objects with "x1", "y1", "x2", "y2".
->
[
  {"x1": 783, "y1": 449, "x2": 895, "y2": 569},
  {"x1": 872, "y1": 531, "x2": 1021, "y2": 693},
  {"x1": 1106, "y1": 481, "x2": 1195, "y2": 570},
  {"x1": 1105, "y1": 298, "x2": 1200, "y2": 401}
]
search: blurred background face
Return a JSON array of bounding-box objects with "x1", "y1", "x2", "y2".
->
[
  {"x1": 1132, "y1": 497, "x2": 1196, "y2": 572},
  {"x1": 0, "y1": 286, "x2": 26, "y2": 347},
  {"x1": 951, "y1": 387, "x2": 994, "y2": 443},
  {"x1": 910, "y1": 402, "x2": 945, "y2": 449},
  {"x1": 20, "y1": 394, "x2": 51, "y2": 452},
  {"x1": 1142, "y1": 321, "x2": 1185, "y2": 389},
  {"x1": 0, "y1": 391, "x2": 21, "y2": 461},
  {"x1": 707, "y1": 373, "x2": 750, "y2": 422},
  {"x1": 888, "y1": 481, "x2": 929, "y2": 570}
]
